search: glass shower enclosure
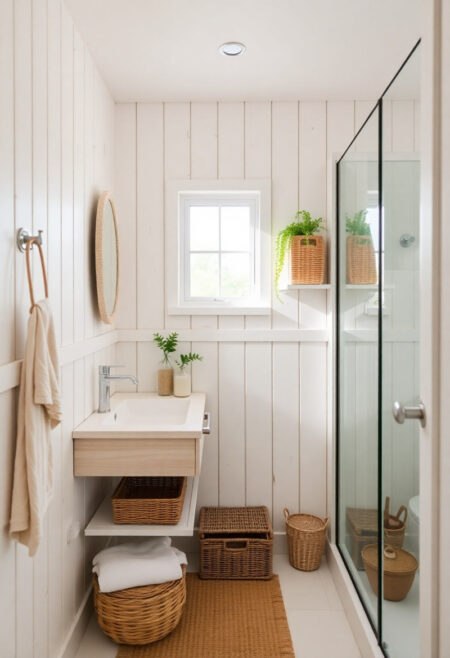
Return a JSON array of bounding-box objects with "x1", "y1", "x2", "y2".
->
[{"x1": 336, "y1": 43, "x2": 420, "y2": 658}]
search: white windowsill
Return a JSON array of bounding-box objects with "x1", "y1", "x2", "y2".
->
[{"x1": 168, "y1": 306, "x2": 271, "y2": 316}]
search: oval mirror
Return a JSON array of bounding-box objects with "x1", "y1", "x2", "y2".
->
[{"x1": 95, "y1": 191, "x2": 119, "y2": 323}]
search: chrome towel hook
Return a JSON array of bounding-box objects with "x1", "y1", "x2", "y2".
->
[{"x1": 17, "y1": 227, "x2": 44, "y2": 253}]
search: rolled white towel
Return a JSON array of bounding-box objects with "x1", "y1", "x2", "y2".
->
[{"x1": 93, "y1": 538, "x2": 187, "y2": 593}]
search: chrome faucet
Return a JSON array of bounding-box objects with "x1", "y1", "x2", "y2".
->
[{"x1": 98, "y1": 365, "x2": 139, "y2": 413}]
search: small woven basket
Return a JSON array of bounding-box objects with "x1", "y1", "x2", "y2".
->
[
  {"x1": 289, "y1": 235, "x2": 326, "y2": 285},
  {"x1": 362, "y1": 545, "x2": 418, "y2": 602},
  {"x1": 284, "y1": 509, "x2": 328, "y2": 571},
  {"x1": 346, "y1": 235, "x2": 377, "y2": 284},
  {"x1": 93, "y1": 566, "x2": 186, "y2": 645},
  {"x1": 112, "y1": 476, "x2": 186, "y2": 525}
]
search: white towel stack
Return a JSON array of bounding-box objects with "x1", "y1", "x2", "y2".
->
[{"x1": 92, "y1": 537, "x2": 187, "y2": 593}]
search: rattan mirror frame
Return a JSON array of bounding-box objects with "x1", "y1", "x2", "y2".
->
[{"x1": 95, "y1": 191, "x2": 119, "y2": 324}]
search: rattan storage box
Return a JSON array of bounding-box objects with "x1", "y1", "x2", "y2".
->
[
  {"x1": 199, "y1": 506, "x2": 273, "y2": 580},
  {"x1": 112, "y1": 476, "x2": 186, "y2": 525}
]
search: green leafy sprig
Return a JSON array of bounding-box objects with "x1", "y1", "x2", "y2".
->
[
  {"x1": 274, "y1": 210, "x2": 323, "y2": 297},
  {"x1": 153, "y1": 332, "x2": 178, "y2": 366},
  {"x1": 175, "y1": 352, "x2": 203, "y2": 372},
  {"x1": 345, "y1": 210, "x2": 371, "y2": 236}
]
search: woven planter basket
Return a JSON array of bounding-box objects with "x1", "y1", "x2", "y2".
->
[
  {"x1": 112, "y1": 476, "x2": 187, "y2": 525},
  {"x1": 289, "y1": 235, "x2": 326, "y2": 285},
  {"x1": 93, "y1": 566, "x2": 186, "y2": 645},
  {"x1": 346, "y1": 235, "x2": 377, "y2": 284},
  {"x1": 284, "y1": 509, "x2": 328, "y2": 571}
]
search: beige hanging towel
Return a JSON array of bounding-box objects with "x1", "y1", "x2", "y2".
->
[{"x1": 10, "y1": 299, "x2": 62, "y2": 556}]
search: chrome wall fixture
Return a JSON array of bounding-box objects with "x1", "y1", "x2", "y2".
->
[
  {"x1": 16, "y1": 227, "x2": 44, "y2": 252},
  {"x1": 399, "y1": 233, "x2": 415, "y2": 248}
]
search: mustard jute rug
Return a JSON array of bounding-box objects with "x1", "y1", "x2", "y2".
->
[{"x1": 116, "y1": 574, "x2": 294, "y2": 658}]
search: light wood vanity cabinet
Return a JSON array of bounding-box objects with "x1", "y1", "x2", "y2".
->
[{"x1": 73, "y1": 436, "x2": 202, "y2": 477}]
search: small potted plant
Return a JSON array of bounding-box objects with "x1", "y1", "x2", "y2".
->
[
  {"x1": 274, "y1": 210, "x2": 326, "y2": 296},
  {"x1": 174, "y1": 352, "x2": 203, "y2": 397},
  {"x1": 153, "y1": 332, "x2": 178, "y2": 396},
  {"x1": 345, "y1": 210, "x2": 377, "y2": 284}
]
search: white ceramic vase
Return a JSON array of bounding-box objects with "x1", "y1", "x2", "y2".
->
[{"x1": 174, "y1": 372, "x2": 191, "y2": 397}]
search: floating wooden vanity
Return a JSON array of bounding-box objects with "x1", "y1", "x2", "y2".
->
[{"x1": 72, "y1": 392, "x2": 207, "y2": 536}]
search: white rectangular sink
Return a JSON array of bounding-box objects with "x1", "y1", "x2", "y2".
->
[{"x1": 72, "y1": 392, "x2": 206, "y2": 439}]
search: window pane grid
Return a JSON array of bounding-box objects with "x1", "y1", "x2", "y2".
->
[{"x1": 185, "y1": 201, "x2": 256, "y2": 301}]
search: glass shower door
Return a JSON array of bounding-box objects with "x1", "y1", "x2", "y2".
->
[
  {"x1": 381, "y1": 46, "x2": 421, "y2": 658},
  {"x1": 337, "y1": 104, "x2": 381, "y2": 631}
]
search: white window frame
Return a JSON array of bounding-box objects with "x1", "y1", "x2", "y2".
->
[{"x1": 166, "y1": 179, "x2": 271, "y2": 315}]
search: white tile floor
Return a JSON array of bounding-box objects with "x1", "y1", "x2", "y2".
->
[{"x1": 75, "y1": 554, "x2": 361, "y2": 658}]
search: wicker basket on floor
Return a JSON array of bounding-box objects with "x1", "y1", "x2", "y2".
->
[
  {"x1": 112, "y1": 476, "x2": 186, "y2": 525},
  {"x1": 93, "y1": 566, "x2": 186, "y2": 645},
  {"x1": 284, "y1": 509, "x2": 328, "y2": 571}
]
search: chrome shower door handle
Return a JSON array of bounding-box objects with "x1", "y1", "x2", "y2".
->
[{"x1": 392, "y1": 401, "x2": 426, "y2": 428}]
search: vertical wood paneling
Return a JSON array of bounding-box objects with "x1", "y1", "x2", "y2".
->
[
  {"x1": 13, "y1": 2, "x2": 35, "y2": 653},
  {"x1": 299, "y1": 343, "x2": 327, "y2": 516},
  {"x1": 14, "y1": 0, "x2": 33, "y2": 359},
  {"x1": 47, "y1": 0, "x2": 62, "y2": 346},
  {"x1": 115, "y1": 342, "x2": 138, "y2": 392},
  {"x1": 115, "y1": 104, "x2": 137, "y2": 329},
  {"x1": 244, "y1": 101, "x2": 272, "y2": 331},
  {"x1": 245, "y1": 343, "x2": 272, "y2": 512},
  {"x1": 272, "y1": 102, "x2": 299, "y2": 328},
  {"x1": 218, "y1": 343, "x2": 246, "y2": 506},
  {"x1": 61, "y1": 6, "x2": 74, "y2": 346},
  {"x1": 0, "y1": 391, "x2": 17, "y2": 658},
  {"x1": 354, "y1": 101, "x2": 377, "y2": 153},
  {"x1": 191, "y1": 102, "x2": 218, "y2": 179},
  {"x1": 218, "y1": 102, "x2": 244, "y2": 179},
  {"x1": 273, "y1": 343, "x2": 300, "y2": 531},
  {"x1": 136, "y1": 342, "x2": 160, "y2": 392},
  {"x1": 164, "y1": 103, "x2": 191, "y2": 330},
  {"x1": 137, "y1": 104, "x2": 165, "y2": 329},
  {"x1": 0, "y1": 0, "x2": 15, "y2": 365},
  {"x1": 326, "y1": 101, "x2": 355, "y2": 158},
  {"x1": 192, "y1": 342, "x2": 219, "y2": 509},
  {"x1": 1, "y1": 2, "x2": 115, "y2": 655},
  {"x1": 73, "y1": 31, "x2": 85, "y2": 342}
]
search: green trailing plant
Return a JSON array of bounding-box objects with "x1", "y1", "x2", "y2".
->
[
  {"x1": 274, "y1": 210, "x2": 323, "y2": 297},
  {"x1": 153, "y1": 332, "x2": 178, "y2": 366},
  {"x1": 175, "y1": 352, "x2": 203, "y2": 372},
  {"x1": 345, "y1": 209, "x2": 371, "y2": 236}
]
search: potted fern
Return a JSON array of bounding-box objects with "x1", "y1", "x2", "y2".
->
[
  {"x1": 174, "y1": 352, "x2": 203, "y2": 397},
  {"x1": 274, "y1": 210, "x2": 326, "y2": 295},
  {"x1": 153, "y1": 332, "x2": 178, "y2": 395},
  {"x1": 346, "y1": 210, "x2": 377, "y2": 284}
]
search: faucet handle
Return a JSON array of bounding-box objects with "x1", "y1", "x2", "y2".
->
[{"x1": 99, "y1": 365, "x2": 124, "y2": 375}]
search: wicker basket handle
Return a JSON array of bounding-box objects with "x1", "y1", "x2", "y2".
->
[
  {"x1": 395, "y1": 505, "x2": 408, "y2": 525},
  {"x1": 224, "y1": 540, "x2": 249, "y2": 552},
  {"x1": 283, "y1": 508, "x2": 290, "y2": 522}
]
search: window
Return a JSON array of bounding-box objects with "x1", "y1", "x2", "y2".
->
[{"x1": 166, "y1": 180, "x2": 271, "y2": 314}]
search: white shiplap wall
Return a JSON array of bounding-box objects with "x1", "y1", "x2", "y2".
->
[
  {"x1": 0, "y1": 1, "x2": 115, "y2": 657},
  {"x1": 113, "y1": 100, "x2": 372, "y2": 533}
]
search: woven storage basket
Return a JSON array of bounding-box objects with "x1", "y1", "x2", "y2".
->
[
  {"x1": 346, "y1": 503, "x2": 407, "y2": 569},
  {"x1": 289, "y1": 235, "x2": 326, "y2": 285},
  {"x1": 346, "y1": 235, "x2": 377, "y2": 284},
  {"x1": 199, "y1": 506, "x2": 273, "y2": 580},
  {"x1": 93, "y1": 566, "x2": 186, "y2": 645},
  {"x1": 284, "y1": 509, "x2": 328, "y2": 571},
  {"x1": 112, "y1": 476, "x2": 186, "y2": 525},
  {"x1": 362, "y1": 545, "x2": 418, "y2": 602}
]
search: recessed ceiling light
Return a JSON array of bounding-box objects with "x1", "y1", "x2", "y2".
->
[{"x1": 219, "y1": 42, "x2": 246, "y2": 57}]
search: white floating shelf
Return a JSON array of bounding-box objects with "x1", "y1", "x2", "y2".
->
[
  {"x1": 345, "y1": 284, "x2": 378, "y2": 290},
  {"x1": 281, "y1": 284, "x2": 331, "y2": 291},
  {"x1": 85, "y1": 476, "x2": 198, "y2": 537}
]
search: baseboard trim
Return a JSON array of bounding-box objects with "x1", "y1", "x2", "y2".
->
[
  {"x1": 58, "y1": 586, "x2": 93, "y2": 658},
  {"x1": 327, "y1": 544, "x2": 384, "y2": 658}
]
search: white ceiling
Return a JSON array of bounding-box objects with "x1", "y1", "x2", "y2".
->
[{"x1": 65, "y1": 0, "x2": 420, "y2": 102}]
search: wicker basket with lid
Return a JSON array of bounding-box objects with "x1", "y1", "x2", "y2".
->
[
  {"x1": 284, "y1": 509, "x2": 328, "y2": 571},
  {"x1": 199, "y1": 506, "x2": 273, "y2": 580},
  {"x1": 362, "y1": 544, "x2": 418, "y2": 601}
]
